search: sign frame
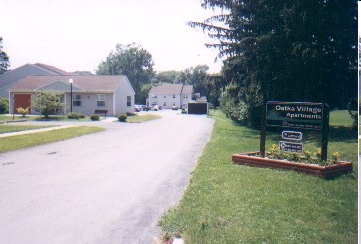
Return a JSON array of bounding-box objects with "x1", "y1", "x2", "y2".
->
[{"x1": 260, "y1": 101, "x2": 329, "y2": 161}]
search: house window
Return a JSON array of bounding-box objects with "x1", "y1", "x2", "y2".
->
[
  {"x1": 163, "y1": 102, "x2": 166, "y2": 106},
  {"x1": 73, "y1": 94, "x2": 81, "y2": 106},
  {"x1": 173, "y1": 95, "x2": 175, "y2": 98},
  {"x1": 127, "y1": 96, "x2": 131, "y2": 107},
  {"x1": 97, "y1": 94, "x2": 106, "y2": 107},
  {"x1": 164, "y1": 96, "x2": 166, "y2": 98}
]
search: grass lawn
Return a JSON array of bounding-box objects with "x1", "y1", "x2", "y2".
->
[
  {"x1": 0, "y1": 126, "x2": 105, "y2": 153},
  {"x1": 0, "y1": 124, "x2": 56, "y2": 134},
  {"x1": 159, "y1": 110, "x2": 358, "y2": 243},
  {"x1": 126, "y1": 114, "x2": 161, "y2": 123},
  {"x1": 0, "y1": 114, "x2": 101, "y2": 122}
]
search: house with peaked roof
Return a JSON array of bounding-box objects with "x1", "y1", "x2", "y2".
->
[
  {"x1": 148, "y1": 84, "x2": 194, "y2": 109},
  {"x1": 0, "y1": 63, "x2": 73, "y2": 98},
  {"x1": 8, "y1": 75, "x2": 135, "y2": 116}
]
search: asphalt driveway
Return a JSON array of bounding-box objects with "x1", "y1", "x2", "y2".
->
[{"x1": 0, "y1": 110, "x2": 214, "y2": 243}]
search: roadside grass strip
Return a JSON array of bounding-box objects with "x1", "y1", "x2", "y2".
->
[
  {"x1": 159, "y1": 110, "x2": 358, "y2": 243},
  {"x1": 0, "y1": 126, "x2": 105, "y2": 153},
  {"x1": 0, "y1": 124, "x2": 56, "y2": 134},
  {"x1": 126, "y1": 114, "x2": 162, "y2": 123}
]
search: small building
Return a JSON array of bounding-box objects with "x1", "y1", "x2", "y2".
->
[
  {"x1": 8, "y1": 75, "x2": 135, "y2": 116},
  {"x1": 148, "y1": 84, "x2": 194, "y2": 109}
]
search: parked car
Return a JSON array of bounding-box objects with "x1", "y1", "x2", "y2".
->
[
  {"x1": 152, "y1": 105, "x2": 159, "y2": 111},
  {"x1": 135, "y1": 104, "x2": 148, "y2": 112},
  {"x1": 171, "y1": 106, "x2": 179, "y2": 110},
  {"x1": 134, "y1": 105, "x2": 143, "y2": 112}
]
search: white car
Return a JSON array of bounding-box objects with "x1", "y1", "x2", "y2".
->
[{"x1": 134, "y1": 105, "x2": 144, "y2": 112}]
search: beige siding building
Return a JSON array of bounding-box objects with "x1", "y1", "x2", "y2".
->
[
  {"x1": 148, "y1": 84, "x2": 194, "y2": 109},
  {"x1": 8, "y1": 75, "x2": 135, "y2": 116}
]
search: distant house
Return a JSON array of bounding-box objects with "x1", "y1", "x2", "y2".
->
[
  {"x1": 148, "y1": 84, "x2": 194, "y2": 109},
  {"x1": 8, "y1": 75, "x2": 135, "y2": 116},
  {"x1": 0, "y1": 63, "x2": 72, "y2": 98}
]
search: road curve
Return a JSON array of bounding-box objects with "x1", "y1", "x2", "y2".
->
[{"x1": 0, "y1": 110, "x2": 214, "y2": 243}]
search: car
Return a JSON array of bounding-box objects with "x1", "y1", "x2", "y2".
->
[
  {"x1": 152, "y1": 105, "x2": 158, "y2": 111},
  {"x1": 171, "y1": 106, "x2": 179, "y2": 110},
  {"x1": 134, "y1": 104, "x2": 146, "y2": 112}
]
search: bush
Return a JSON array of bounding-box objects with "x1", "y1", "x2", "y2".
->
[
  {"x1": 67, "y1": 112, "x2": 86, "y2": 119},
  {"x1": 90, "y1": 114, "x2": 100, "y2": 121},
  {"x1": 117, "y1": 113, "x2": 127, "y2": 122},
  {"x1": 0, "y1": 97, "x2": 9, "y2": 114},
  {"x1": 347, "y1": 98, "x2": 358, "y2": 129},
  {"x1": 16, "y1": 107, "x2": 29, "y2": 117}
]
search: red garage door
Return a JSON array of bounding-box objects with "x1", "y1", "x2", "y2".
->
[{"x1": 14, "y1": 94, "x2": 31, "y2": 114}]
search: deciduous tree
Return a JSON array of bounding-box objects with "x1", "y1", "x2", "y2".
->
[
  {"x1": 31, "y1": 91, "x2": 65, "y2": 118},
  {"x1": 96, "y1": 43, "x2": 155, "y2": 103}
]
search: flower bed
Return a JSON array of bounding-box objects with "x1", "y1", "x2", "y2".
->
[{"x1": 232, "y1": 152, "x2": 353, "y2": 179}]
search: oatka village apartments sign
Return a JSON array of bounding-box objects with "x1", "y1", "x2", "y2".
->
[{"x1": 260, "y1": 101, "x2": 330, "y2": 161}]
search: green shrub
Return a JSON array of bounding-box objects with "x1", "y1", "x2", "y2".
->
[
  {"x1": 90, "y1": 114, "x2": 100, "y2": 121},
  {"x1": 67, "y1": 112, "x2": 78, "y2": 119},
  {"x1": 117, "y1": 113, "x2": 127, "y2": 122},
  {"x1": 0, "y1": 97, "x2": 9, "y2": 114},
  {"x1": 67, "y1": 112, "x2": 86, "y2": 119}
]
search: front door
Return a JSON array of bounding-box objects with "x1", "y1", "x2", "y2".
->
[{"x1": 13, "y1": 94, "x2": 31, "y2": 114}]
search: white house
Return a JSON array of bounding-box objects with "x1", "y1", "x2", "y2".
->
[
  {"x1": 8, "y1": 75, "x2": 135, "y2": 116},
  {"x1": 148, "y1": 84, "x2": 194, "y2": 109}
]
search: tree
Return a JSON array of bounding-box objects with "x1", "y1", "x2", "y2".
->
[
  {"x1": 189, "y1": 0, "x2": 357, "y2": 127},
  {"x1": 0, "y1": 37, "x2": 10, "y2": 74},
  {"x1": 151, "y1": 70, "x2": 180, "y2": 84},
  {"x1": 0, "y1": 97, "x2": 9, "y2": 114},
  {"x1": 96, "y1": 43, "x2": 155, "y2": 103},
  {"x1": 31, "y1": 91, "x2": 65, "y2": 118}
]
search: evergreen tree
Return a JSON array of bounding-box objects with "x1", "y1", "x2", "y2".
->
[
  {"x1": 0, "y1": 37, "x2": 10, "y2": 74},
  {"x1": 190, "y1": 0, "x2": 357, "y2": 127}
]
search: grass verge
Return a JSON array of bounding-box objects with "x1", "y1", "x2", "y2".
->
[
  {"x1": 126, "y1": 114, "x2": 161, "y2": 123},
  {"x1": 159, "y1": 110, "x2": 358, "y2": 243},
  {"x1": 0, "y1": 124, "x2": 55, "y2": 134},
  {"x1": 0, "y1": 126, "x2": 105, "y2": 153}
]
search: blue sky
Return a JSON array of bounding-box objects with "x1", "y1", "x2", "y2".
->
[{"x1": 0, "y1": 0, "x2": 223, "y2": 73}]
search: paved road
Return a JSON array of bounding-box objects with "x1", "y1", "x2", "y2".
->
[{"x1": 0, "y1": 110, "x2": 214, "y2": 243}]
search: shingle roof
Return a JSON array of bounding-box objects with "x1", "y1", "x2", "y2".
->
[
  {"x1": 181, "y1": 85, "x2": 193, "y2": 95},
  {"x1": 8, "y1": 75, "x2": 132, "y2": 93},
  {"x1": 0, "y1": 63, "x2": 72, "y2": 97},
  {"x1": 149, "y1": 84, "x2": 193, "y2": 95},
  {"x1": 34, "y1": 63, "x2": 72, "y2": 75}
]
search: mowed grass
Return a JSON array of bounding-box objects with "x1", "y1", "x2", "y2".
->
[
  {"x1": 0, "y1": 124, "x2": 55, "y2": 134},
  {"x1": 126, "y1": 114, "x2": 161, "y2": 123},
  {"x1": 0, "y1": 126, "x2": 105, "y2": 153},
  {"x1": 159, "y1": 110, "x2": 358, "y2": 243}
]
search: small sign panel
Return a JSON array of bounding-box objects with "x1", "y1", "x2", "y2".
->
[
  {"x1": 281, "y1": 131, "x2": 302, "y2": 141},
  {"x1": 279, "y1": 141, "x2": 303, "y2": 153}
]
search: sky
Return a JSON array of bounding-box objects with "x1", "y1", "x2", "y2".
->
[{"x1": 0, "y1": 0, "x2": 223, "y2": 74}]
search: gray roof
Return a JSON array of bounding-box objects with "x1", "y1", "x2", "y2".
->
[
  {"x1": 149, "y1": 84, "x2": 193, "y2": 95},
  {"x1": 8, "y1": 75, "x2": 134, "y2": 93},
  {"x1": 0, "y1": 63, "x2": 71, "y2": 97}
]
